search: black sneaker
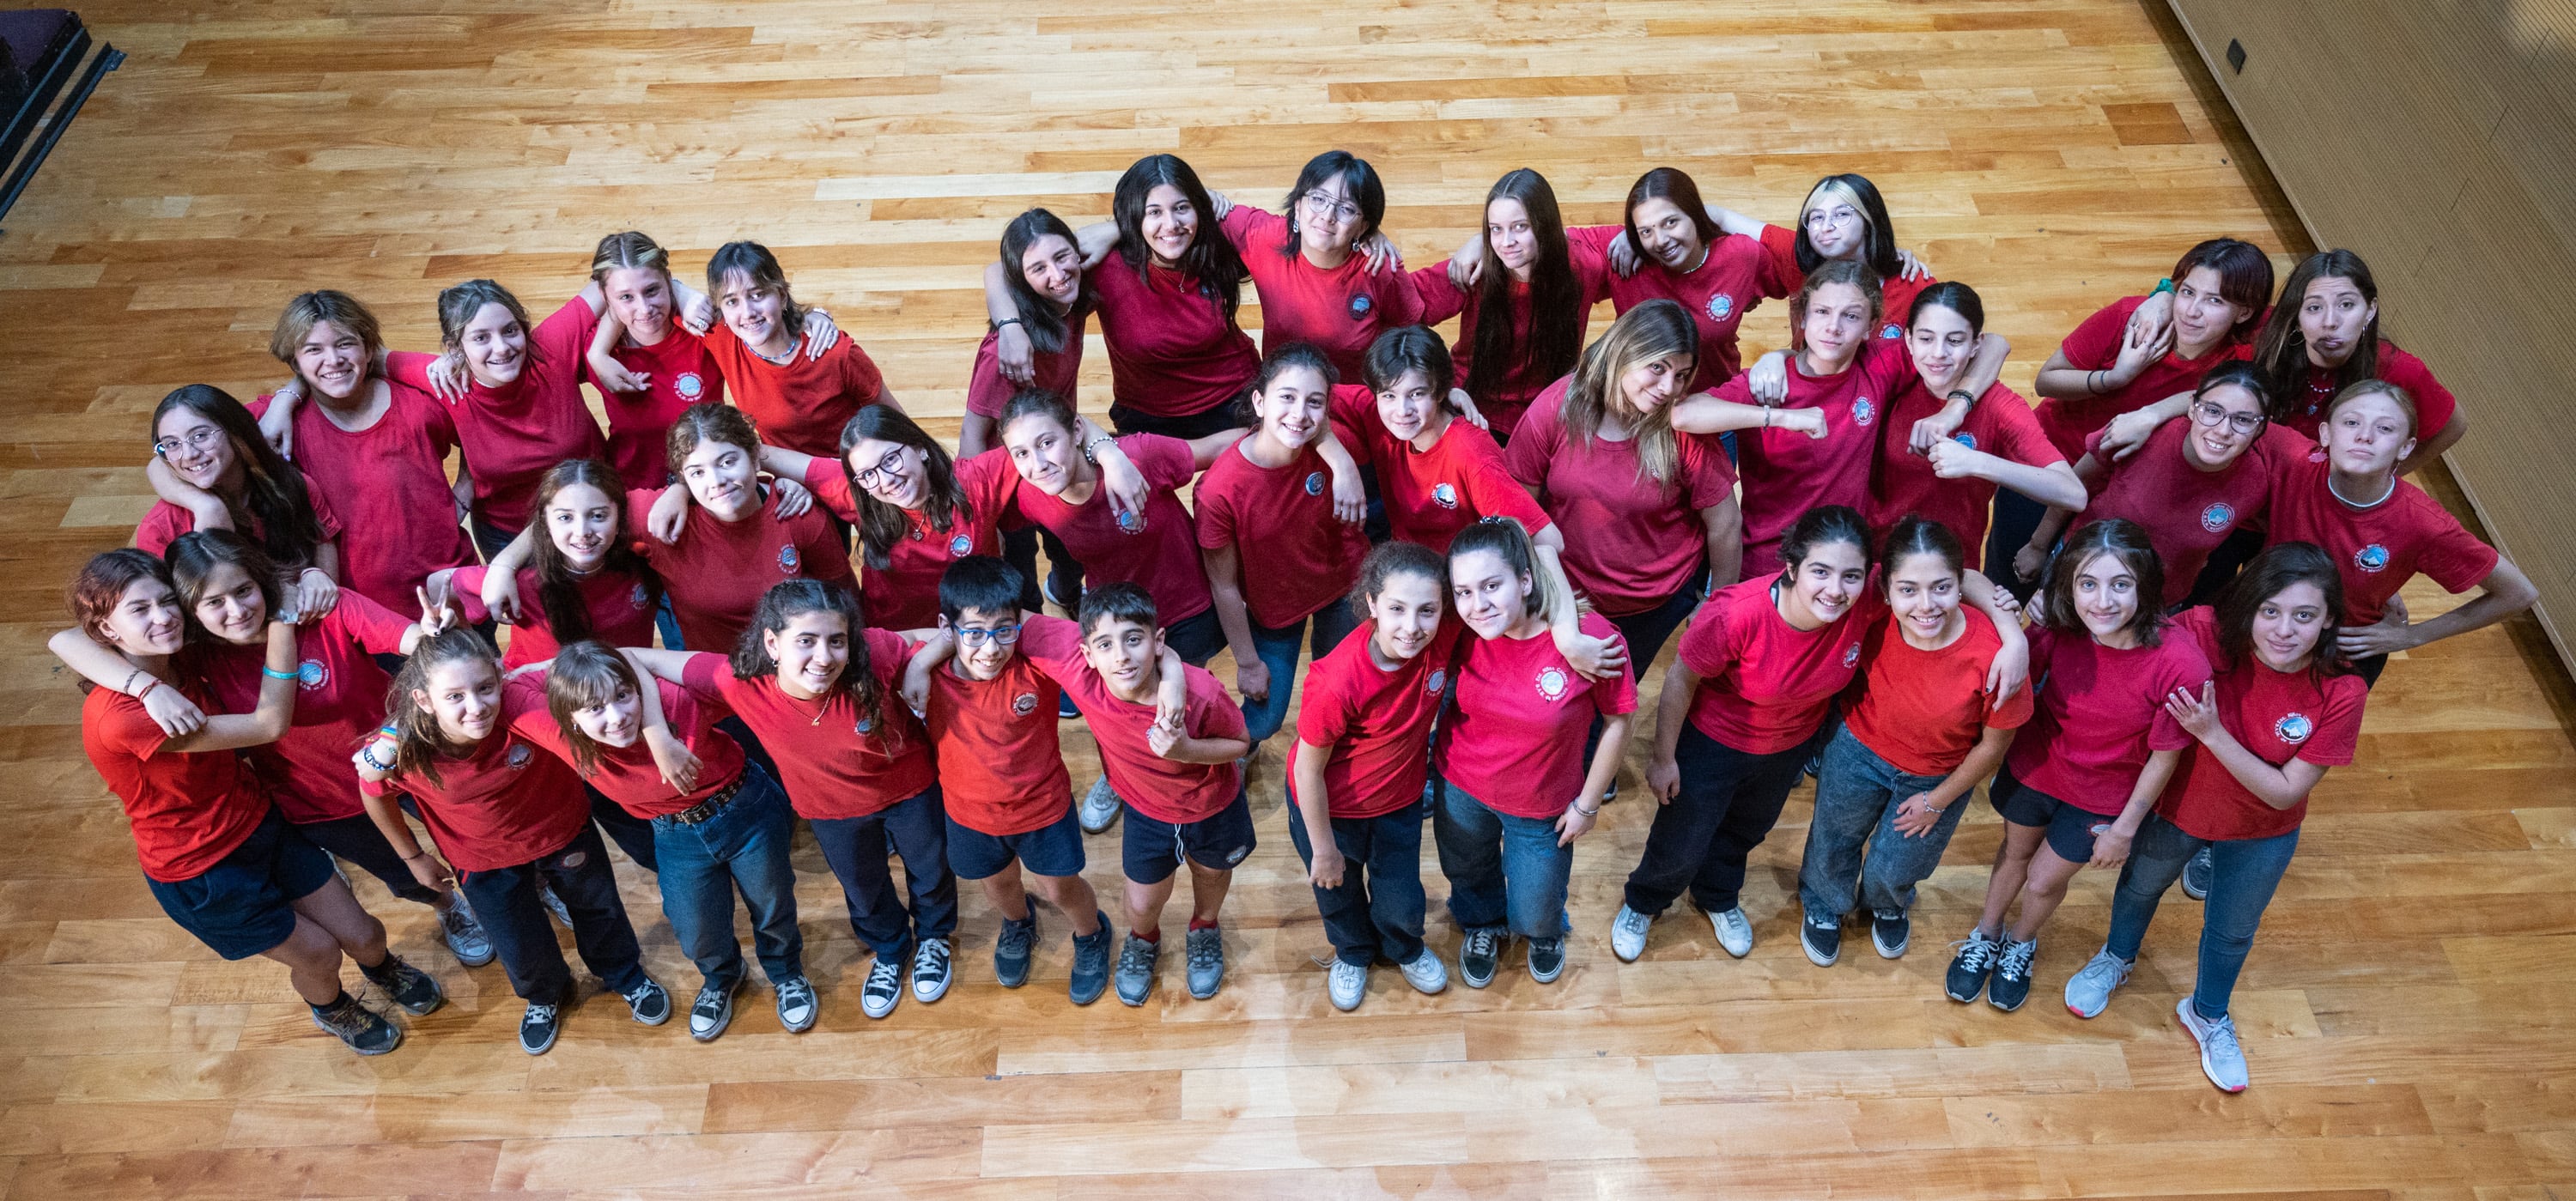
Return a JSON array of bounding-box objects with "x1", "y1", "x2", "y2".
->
[
  {"x1": 310, "y1": 992, "x2": 402, "y2": 1057},
  {"x1": 519, "y1": 999, "x2": 562, "y2": 1055},
  {"x1": 622, "y1": 978, "x2": 671, "y2": 1026},
  {"x1": 1945, "y1": 930, "x2": 2001, "y2": 1003},
  {"x1": 1458, "y1": 929, "x2": 1502, "y2": 990},
  {"x1": 1987, "y1": 937, "x2": 2039, "y2": 1012},
  {"x1": 1871, "y1": 909, "x2": 1911, "y2": 959},
  {"x1": 690, "y1": 978, "x2": 740, "y2": 1042},
  {"x1": 1528, "y1": 937, "x2": 1565, "y2": 984},
  {"x1": 2181, "y1": 846, "x2": 2213, "y2": 901},
  {"x1": 775, "y1": 975, "x2": 817, "y2": 1033},
  {"x1": 1068, "y1": 914, "x2": 1112, "y2": 1006},
  {"x1": 1801, "y1": 913, "x2": 1842, "y2": 967},
  {"x1": 360, "y1": 954, "x2": 445, "y2": 1016},
  {"x1": 996, "y1": 913, "x2": 1037, "y2": 988}
]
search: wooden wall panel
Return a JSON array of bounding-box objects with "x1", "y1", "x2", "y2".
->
[{"x1": 2165, "y1": 0, "x2": 2576, "y2": 670}]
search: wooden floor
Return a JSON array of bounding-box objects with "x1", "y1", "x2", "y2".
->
[{"x1": 3, "y1": 2, "x2": 2572, "y2": 1197}]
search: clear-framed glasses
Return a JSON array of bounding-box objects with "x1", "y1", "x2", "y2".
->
[
  {"x1": 954, "y1": 623, "x2": 1022, "y2": 647},
  {"x1": 1804, "y1": 203, "x2": 1860, "y2": 231},
  {"x1": 2190, "y1": 400, "x2": 2266, "y2": 437},
  {"x1": 1299, "y1": 191, "x2": 1363, "y2": 223},
  {"x1": 852, "y1": 446, "x2": 908, "y2": 490},
  {"x1": 152, "y1": 427, "x2": 225, "y2": 458}
]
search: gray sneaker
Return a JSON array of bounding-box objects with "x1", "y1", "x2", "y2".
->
[
  {"x1": 1609, "y1": 904, "x2": 1651, "y2": 963},
  {"x1": 1397, "y1": 949, "x2": 1449, "y2": 995},
  {"x1": 537, "y1": 884, "x2": 573, "y2": 928},
  {"x1": 1078, "y1": 778, "x2": 1122, "y2": 834},
  {"x1": 995, "y1": 914, "x2": 1037, "y2": 988},
  {"x1": 2182, "y1": 846, "x2": 2214, "y2": 901},
  {"x1": 2063, "y1": 949, "x2": 2133, "y2": 1019},
  {"x1": 1115, "y1": 933, "x2": 1159, "y2": 1007},
  {"x1": 1184, "y1": 925, "x2": 1225, "y2": 999},
  {"x1": 2177, "y1": 997, "x2": 2250, "y2": 1092},
  {"x1": 435, "y1": 896, "x2": 494, "y2": 967}
]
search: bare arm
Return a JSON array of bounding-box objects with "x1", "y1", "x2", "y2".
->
[
  {"x1": 1698, "y1": 500, "x2": 1743, "y2": 592},
  {"x1": 2164, "y1": 682, "x2": 2329, "y2": 810},
  {"x1": 2344, "y1": 556, "x2": 2540, "y2": 658},
  {"x1": 2089, "y1": 747, "x2": 2184, "y2": 869},
  {"x1": 1291, "y1": 738, "x2": 1346, "y2": 889},
  {"x1": 1644, "y1": 658, "x2": 1700, "y2": 802},
  {"x1": 1201, "y1": 543, "x2": 1267, "y2": 703},
  {"x1": 161, "y1": 621, "x2": 301, "y2": 752},
  {"x1": 1557, "y1": 713, "x2": 1627, "y2": 846}
]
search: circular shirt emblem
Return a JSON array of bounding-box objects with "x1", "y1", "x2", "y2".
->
[
  {"x1": 1953, "y1": 432, "x2": 1978, "y2": 450},
  {"x1": 2200, "y1": 502, "x2": 2236, "y2": 533},
  {"x1": 854, "y1": 713, "x2": 876, "y2": 735},
  {"x1": 1012, "y1": 692, "x2": 1039, "y2": 716},
  {"x1": 2274, "y1": 712, "x2": 2316, "y2": 745},
  {"x1": 1879, "y1": 322, "x2": 1904, "y2": 340},
  {"x1": 2354, "y1": 543, "x2": 2391, "y2": 573},
  {"x1": 630, "y1": 582, "x2": 651, "y2": 609},
  {"x1": 1303, "y1": 471, "x2": 1326, "y2": 496},
  {"x1": 778, "y1": 544, "x2": 801, "y2": 573},
  {"x1": 296, "y1": 659, "x2": 328, "y2": 691},
  {"x1": 1117, "y1": 509, "x2": 1143, "y2": 534},
  {"x1": 1707, "y1": 293, "x2": 1734, "y2": 321},
  {"x1": 1851, "y1": 397, "x2": 1876, "y2": 427},
  {"x1": 506, "y1": 743, "x2": 533, "y2": 770},
  {"x1": 949, "y1": 534, "x2": 974, "y2": 556},
  {"x1": 1426, "y1": 668, "x2": 1447, "y2": 695},
  {"x1": 1348, "y1": 293, "x2": 1374, "y2": 319},
  {"x1": 1431, "y1": 482, "x2": 1459, "y2": 509},
  {"x1": 1534, "y1": 666, "x2": 1569, "y2": 702},
  {"x1": 674, "y1": 372, "x2": 704, "y2": 400},
  {"x1": 1842, "y1": 642, "x2": 1862, "y2": 668}
]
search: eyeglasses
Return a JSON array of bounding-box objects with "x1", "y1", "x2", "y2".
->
[
  {"x1": 2190, "y1": 400, "x2": 2266, "y2": 437},
  {"x1": 954, "y1": 623, "x2": 1021, "y2": 647},
  {"x1": 1804, "y1": 204, "x2": 1860, "y2": 230},
  {"x1": 851, "y1": 446, "x2": 908, "y2": 490},
  {"x1": 152, "y1": 428, "x2": 226, "y2": 458},
  {"x1": 1299, "y1": 191, "x2": 1363, "y2": 223}
]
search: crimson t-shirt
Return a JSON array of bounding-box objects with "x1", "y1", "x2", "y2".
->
[
  {"x1": 2077, "y1": 420, "x2": 2277, "y2": 608},
  {"x1": 920, "y1": 650, "x2": 1072, "y2": 837},
  {"x1": 1019, "y1": 615, "x2": 1246, "y2": 824},
  {"x1": 966, "y1": 315, "x2": 1085, "y2": 419},
  {"x1": 387, "y1": 297, "x2": 608, "y2": 533},
  {"x1": 1327, "y1": 385, "x2": 1551, "y2": 554},
  {"x1": 801, "y1": 449, "x2": 1018, "y2": 632},
  {"x1": 701, "y1": 323, "x2": 884, "y2": 458},
  {"x1": 134, "y1": 469, "x2": 345, "y2": 567},
  {"x1": 82, "y1": 683, "x2": 271, "y2": 883},
  {"x1": 1680, "y1": 578, "x2": 1878, "y2": 755},
  {"x1": 1291, "y1": 622, "x2": 1461, "y2": 819},
  {"x1": 452, "y1": 563, "x2": 658, "y2": 670},
  {"x1": 1869, "y1": 379, "x2": 2063, "y2": 571},
  {"x1": 510, "y1": 673, "x2": 747, "y2": 819},
  {"x1": 1219, "y1": 205, "x2": 1424, "y2": 382},
  {"x1": 2035, "y1": 294, "x2": 2248, "y2": 462},
  {"x1": 1408, "y1": 243, "x2": 1613, "y2": 437},
  {"x1": 1757, "y1": 223, "x2": 1933, "y2": 344},
  {"x1": 1506, "y1": 376, "x2": 1736, "y2": 616},
  {"x1": 199, "y1": 591, "x2": 412, "y2": 824},
  {"x1": 1721, "y1": 339, "x2": 1914, "y2": 578},
  {"x1": 1194, "y1": 439, "x2": 1367, "y2": 629},
  {"x1": 361, "y1": 682, "x2": 589, "y2": 874},
  {"x1": 252, "y1": 388, "x2": 476, "y2": 612},
  {"x1": 1840, "y1": 607, "x2": 2035, "y2": 777},
  {"x1": 2262, "y1": 442, "x2": 2498, "y2": 627},
  {"x1": 1568, "y1": 225, "x2": 1789, "y2": 391},
  {"x1": 2157, "y1": 607, "x2": 2366, "y2": 841},
  {"x1": 591, "y1": 327, "x2": 724, "y2": 489},
  {"x1": 678, "y1": 635, "x2": 934, "y2": 820},
  {"x1": 1437, "y1": 612, "x2": 1637, "y2": 819},
  {"x1": 2277, "y1": 342, "x2": 2457, "y2": 445},
  {"x1": 627, "y1": 486, "x2": 857, "y2": 654},
  {"x1": 1087, "y1": 256, "x2": 1260, "y2": 420},
  {"x1": 2004, "y1": 622, "x2": 2212, "y2": 816},
  {"x1": 1011, "y1": 434, "x2": 1212, "y2": 624}
]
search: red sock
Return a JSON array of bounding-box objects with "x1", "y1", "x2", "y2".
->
[
  {"x1": 1133, "y1": 926, "x2": 1160, "y2": 943},
  {"x1": 1188, "y1": 918, "x2": 1220, "y2": 932}
]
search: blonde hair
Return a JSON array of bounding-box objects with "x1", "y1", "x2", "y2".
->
[
  {"x1": 590, "y1": 230, "x2": 671, "y2": 287},
  {"x1": 268, "y1": 290, "x2": 384, "y2": 377},
  {"x1": 1562, "y1": 300, "x2": 1695, "y2": 489}
]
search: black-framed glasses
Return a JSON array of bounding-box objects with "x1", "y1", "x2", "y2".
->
[
  {"x1": 852, "y1": 446, "x2": 908, "y2": 489},
  {"x1": 954, "y1": 623, "x2": 1022, "y2": 647},
  {"x1": 2190, "y1": 400, "x2": 2265, "y2": 437}
]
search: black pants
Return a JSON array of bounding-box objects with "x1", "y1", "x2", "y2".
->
[
  {"x1": 1003, "y1": 525, "x2": 1082, "y2": 612},
  {"x1": 1623, "y1": 723, "x2": 1814, "y2": 916},
  {"x1": 1286, "y1": 798, "x2": 1428, "y2": 967},
  {"x1": 2184, "y1": 528, "x2": 2265, "y2": 607},
  {"x1": 1985, "y1": 488, "x2": 2050, "y2": 601},
  {"x1": 1107, "y1": 401, "x2": 1249, "y2": 441},
  {"x1": 586, "y1": 787, "x2": 660, "y2": 874},
  {"x1": 457, "y1": 824, "x2": 649, "y2": 1004},
  {"x1": 295, "y1": 812, "x2": 441, "y2": 905},
  {"x1": 1586, "y1": 573, "x2": 1706, "y2": 765}
]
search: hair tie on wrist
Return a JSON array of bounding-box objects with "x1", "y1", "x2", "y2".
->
[{"x1": 262, "y1": 666, "x2": 301, "y2": 682}]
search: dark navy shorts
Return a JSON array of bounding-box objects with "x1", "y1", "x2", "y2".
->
[
  {"x1": 947, "y1": 804, "x2": 1086, "y2": 880},
  {"x1": 145, "y1": 808, "x2": 337, "y2": 961},
  {"x1": 1990, "y1": 767, "x2": 2117, "y2": 864},
  {"x1": 1120, "y1": 788, "x2": 1257, "y2": 885}
]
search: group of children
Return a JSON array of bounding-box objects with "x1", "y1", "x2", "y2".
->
[{"x1": 64, "y1": 151, "x2": 2538, "y2": 1096}]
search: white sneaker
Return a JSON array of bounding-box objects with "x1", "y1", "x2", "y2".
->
[
  {"x1": 1609, "y1": 905, "x2": 1651, "y2": 963},
  {"x1": 2063, "y1": 949, "x2": 2133, "y2": 1019},
  {"x1": 1326, "y1": 959, "x2": 1367, "y2": 1011},
  {"x1": 1078, "y1": 778, "x2": 1122, "y2": 834},
  {"x1": 1397, "y1": 949, "x2": 1448, "y2": 995},
  {"x1": 1707, "y1": 906, "x2": 1754, "y2": 958},
  {"x1": 2177, "y1": 997, "x2": 2250, "y2": 1092}
]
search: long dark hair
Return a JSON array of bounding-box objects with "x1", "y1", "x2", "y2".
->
[
  {"x1": 1466, "y1": 169, "x2": 1584, "y2": 400},
  {"x1": 526, "y1": 459, "x2": 662, "y2": 644},
  {"x1": 1909, "y1": 281, "x2": 1985, "y2": 336},
  {"x1": 1280, "y1": 150, "x2": 1386, "y2": 256},
  {"x1": 1877, "y1": 515, "x2": 1965, "y2": 585},
  {"x1": 1235, "y1": 342, "x2": 1340, "y2": 426},
  {"x1": 2251, "y1": 249, "x2": 2379, "y2": 420},
  {"x1": 544, "y1": 640, "x2": 647, "y2": 779},
  {"x1": 2213, "y1": 542, "x2": 2351, "y2": 679},
  {"x1": 1112, "y1": 155, "x2": 1245, "y2": 323},
  {"x1": 150, "y1": 385, "x2": 328, "y2": 571},
  {"x1": 1793, "y1": 173, "x2": 1903, "y2": 280},
  {"x1": 732, "y1": 579, "x2": 899, "y2": 750},
  {"x1": 2035, "y1": 519, "x2": 2167, "y2": 647},
  {"x1": 842, "y1": 406, "x2": 968, "y2": 573},
  {"x1": 997, "y1": 208, "x2": 1090, "y2": 356},
  {"x1": 385, "y1": 627, "x2": 505, "y2": 787},
  {"x1": 1622, "y1": 167, "x2": 1722, "y2": 262},
  {"x1": 166, "y1": 529, "x2": 282, "y2": 645}
]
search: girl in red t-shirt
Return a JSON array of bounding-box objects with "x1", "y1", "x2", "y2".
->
[
  {"x1": 449, "y1": 459, "x2": 663, "y2": 670},
  {"x1": 1433, "y1": 518, "x2": 1635, "y2": 990},
  {"x1": 353, "y1": 629, "x2": 665, "y2": 1055},
  {"x1": 1596, "y1": 172, "x2": 1936, "y2": 349},
  {"x1": 2065, "y1": 543, "x2": 2369, "y2": 1093},
  {"x1": 1200, "y1": 344, "x2": 1370, "y2": 749},
  {"x1": 1412, "y1": 168, "x2": 1611, "y2": 440},
  {"x1": 972, "y1": 209, "x2": 1093, "y2": 457},
  {"x1": 137, "y1": 385, "x2": 344, "y2": 620},
  {"x1": 1203, "y1": 150, "x2": 1420, "y2": 381},
  {"x1": 1792, "y1": 518, "x2": 2033, "y2": 967},
  {"x1": 626, "y1": 403, "x2": 852, "y2": 655},
  {"x1": 1948, "y1": 519, "x2": 2210, "y2": 1014},
  {"x1": 1290, "y1": 541, "x2": 1460, "y2": 1010},
  {"x1": 65, "y1": 549, "x2": 433, "y2": 1056},
  {"x1": 1566, "y1": 167, "x2": 1793, "y2": 393}
]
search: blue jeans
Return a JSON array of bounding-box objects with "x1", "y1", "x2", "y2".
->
[
  {"x1": 1287, "y1": 797, "x2": 1428, "y2": 967},
  {"x1": 1797, "y1": 724, "x2": 1971, "y2": 920},
  {"x1": 456, "y1": 823, "x2": 648, "y2": 1004},
  {"x1": 650, "y1": 764, "x2": 805, "y2": 992},
  {"x1": 1243, "y1": 604, "x2": 1363, "y2": 745},
  {"x1": 1622, "y1": 723, "x2": 1813, "y2": 916},
  {"x1": 2104, "y1": 814, "x2": 2300, "y2": 1021},
  {"x1": 1431, "y1": 778, "x2": 1571, "y2": 942},
  {"x1": 809, "y1": 786, "x2": 958, "y2": 961}
]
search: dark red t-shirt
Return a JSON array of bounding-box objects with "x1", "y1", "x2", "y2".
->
[
  {"x1": 1219, "y1": 205, "x2": 1424, "y2": 382},
  {"x1": 920, "y1": 649, "x2": 1073, "y2": 837},
  {"x1": 2261, "y1": 445, "x2": 2499, "y2": 627},
  {"x1": 82, "y1": 682, "x2": 272, "y2": 883},
  {"x1": 626, "y1": 486, "x2": 857, "y2": 654},
  {"x1": 1569, "y1": 224, "x2": 1790, "y2": 391},
  {"x1": 1506, "y1": 376, "x2": 1736, "y2": 616},
  {"x1": 1408, "y1": 243, "x2": 1613, "y2": 438},
  {"x1": 1868, "y1": 379, "x2": 2063, "y2": 572},
  {"x1": 1011, "y1": 434, "x2": 1212, "y2": 623},
  {"x1": 362, "y1": 682, "x2": 589, "y2": 874},
  {"x1": 801, "y1": 449, "x2": 1018, "y2": 632},
  {"x1": 1291, "y1": 622, "x2": 1461, "y2": 819},
  {"x1": 1019, "y1": 615, "x2": 1246, "y2": 825},
  {"x1": 1327, "y1": 385, "x2": 1551, "y2": 554},
  {"x1": 252, "y1": 388, "x2": 476, "y2": 612},
  {"x1": 677, "y1": 636, "x2": 935, "y2": 820},
  {"x1": 1087, "y1": 256, "x2": 1260, "y2": 420},
  {"x1": 1194, "y1": 439, "x2": 1367, "y2": 629},
  {"x1": 387, "y1": 297, "x2": 608, "y2": 533},
  {"x1": 511, "y1": 673, "x2": 748, "y2": 820},
  {"x1": 591, "y1": 327, "x2": 724, "y2": 490},
  {"x1": 2276, "y1": 341, "x2": 2457, "y2": 445},
  {"x1": 1680, "y1": 578, "x2": 1880, "y2": 755},
  {"x1": 2077, "y1": 420, "x2": 2278, "y2": 608},
  {"x1": 452, "y1": 563, "x2": 658, "y2": 670},
  {"x1": 199, "y1": 592, "x2": 412, "y2": 824},
  {"x1": 1757, "y1": 223, "x2": 1932, "y2": 344},
  {"x1": 2157, "y1": 607, "x2": 2366, "y2": 841},
  {"x1": 965, "y1": 316, "x2": 1085, "y2": 419},
  {"x1": 134, "y1": 470, "x2": 344, "y2": 567},
  {"x1": 2003, "y1": 622, "x2": 2211, "y2": 816},
  {"x1": 2034, "y1": 294, "x2": 2248, "y2": 462},
  {"x1": 1721, "y1": 339, "x2": 1914, "y2": 578}
]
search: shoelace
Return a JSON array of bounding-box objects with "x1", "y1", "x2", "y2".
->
[
  {"x1": 1187, "y1": 931, "x2": 1222, "y2": 969},
  {"x1": 316, "y1": 998, "x2": 374, "y2": 1031},
  {"x1": 693, "y1": 990, "x2": 729, "y2": 1017},
  {"x1": 1951, "y1": 936, "x2": 1997, "y2": 970},
  {"x1": 1997, "y1": 940, "x2": 2038, "y2": 980},
  {"x1": 914, "y1": 941, "x2": 951, "y2": 978},
  {"x1": 623, "y1": 982, "x2": 659, "y2": 1006},
  {"x1": 1466, "y1": 930, "x2": 1500, "y2": 960},
  {"x1": 779, "y1": 980, "x2": 814, "y2": 1005},
  {"x1": 2199, "y1": 1012, "x2": 2242, "y2": 1056},
  {"x1": 1118, "y1": 939, "x2": 1156, "y2": 972},
  {"x1": 1616, "y1": 910, "x2": 1649, "y2": 935},
  {"x1": 525, "y1": 1004, "x2": 559, "y2": 1024}
]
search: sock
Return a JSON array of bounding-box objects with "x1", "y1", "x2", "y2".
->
[
  {"x1": 1133, "y1": 926, "x2": 1160, "y2": 943},
  {"x1": 309, "y1": 988, "x2": 353, "y2": 1013},
  {"x1": 357, "y1": 955, "x2": 400, "y2": 983},
  {"x1": 1188, "y1": 918, "x2": 1219, "y2": 932}
]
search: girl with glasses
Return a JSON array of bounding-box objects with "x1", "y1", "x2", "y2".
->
[{"x1": 137, "y1": 385, "x2": 345, "y2": 622}]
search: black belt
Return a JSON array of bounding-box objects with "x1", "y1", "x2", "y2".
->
[{"x1": 665, "y1": 773, "x2": 748, "y2": 826}]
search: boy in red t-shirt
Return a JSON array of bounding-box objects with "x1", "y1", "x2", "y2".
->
[{"x1": 1019, "y1": 583, "x2": 1253, "y2": 1006}]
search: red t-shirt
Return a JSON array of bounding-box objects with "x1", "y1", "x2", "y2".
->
[
  {"x1": 1086, "y1": 256, "x2": 1260, "y2": 420},
  {"x1": 1680, "y1": 578, "x2": 1878, "y2": 755},
  {"x1": 801, "y1": 449, "x2": 1018, "y2": 632},
  {"x1": 362, "y1": 682, "x2": 589, "y2": 874},
  {"x1": 1437, "y1": 612, "x2": 1637, "y2": 818},
  {"x1": 966, "y1": 315, "x2": 1086, "y2": 419},
  {"x1": 1012, "y1": 434, "x2": 1212, "y2": 623},
  {"x1": 1757, "y1": 224, "x2": 1932, "y2": 344},
  {"x1": 1506, "y1": 377, "x2": 1737, "y2": 616},
  {"x1": 1194, "y1": 439, "x2": 1367, "y2": 629},
  {"x1": 627, "y1": 486, "x2": 856, "y2": 654},
  {"x1": 1869, "y1": 379, "x2": 2063, "y2": 571},
  {"x1": 1291, "y1": 622, "x2": 1461, "y2": 819},
  {"x1": 2277, "y1": 342, "x2": 2457, "y2": 445},
  {"x1": 510, "y1": 673, "x2": 746, "y2": 819},
  {"x1": 590, "y1": 327, "x2": 724, "y2": 490},
  {"x1": 1840, "y1": 607, "x2": 2034, "y2": 777},
  {"x1": 2035, "y1": 294, "x2": 2247, "y2": 462},
  {"x1": 920, "y1": 651, "x2": 1072, "y2": 837},
  {"x1": 1722, "y1": 339, "x2": 1915, "y2": 578},
  {"x1": 82, "y1": 683, "x2": 272, "y2": 883},
  {"x1": 134, "y1": 469, "x2": 345, "y2": 567},
  {"x1": 387, "y1": 297, "x2": 608, "y2": 533},
  {"x1": 252, "y1": 388, "x2": 477, "y2": 613},
  {"x1": 2157, "y1": 607, "x2": 2366, "y2": 841},
  {"x1": 2261, "y1": 446, "x2": 2499, "y2": 627},
  {"x1": 1327, "y1": 384, "x2": 1552, "y2": 554},
  {"x1": 199, "y1": 592, "x2": 412, "y2": 824},
  {"x1": 678, "y1": 635, "x2": 935, "y2": 820},
  {"x1": 2077, "y1": 420, "x2": 2277, "y2": 608},
  {"x1": 1570, "y1": 225, "x2": 1789, "y2": 391},
  {"x1": 1019, "y1": 615, "x2": 1246, "y2": 824},
  {"x1": 700, "y1": 323, "x2": 884, "y2": 459},
  {"x1": 1219, "y1": 205, "x2": 1424, "y2": 382},
  {"x1": 2004, "y1": 622, "x2": 2211, "y2": 816},
  {"x1": 1408, "y1": 244, "x2": 1613, "y2": 437},
  {"x1": 451, "y1": 563, "x2": 658, "y2": 670}
]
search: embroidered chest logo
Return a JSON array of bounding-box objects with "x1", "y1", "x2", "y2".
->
[
  {"x1": 630, "y1": 582, "x2": 651, "y2": 610},
  {"x1": 1304, "y1": 471, "x2": 1326, "y2": 496},
  {"x1": 1534, "y1": 665, "x2": 1570, "y2": 702},
  {"x1": 777, "y1": 544, "x2": 801, "y2": 573},
  {"x1": 674, "y1": 372, "x2": 705, "y2": 400},
  {"x1": 854, "y1": 712, "x2": 876, "y2": 735},
  {"x1": 506, "y1": 743, "x2": 533, "y2": 770},
  {"x1": 1842, "y1": 642, "x2": 1862, "y2": 669},
  {"x1": 2274, "y1": 712, "x2": 2315, "y2": 745},
  {"x1": 1426, "y1": 668, "x2": 1447, "y2": 695},
  {"x1": 2354, "y1": 543, "x2": 2391, "y2": 573},
  {"x1": 949, "y1": 534, "x2": 975, "y2": 556},
  {"x1": 1851, "y1": 397, "x2": 1876, "y2": 428},
  {"x1": 1707, "y1": 294, "x2": 1734, "y2": 321},
  {"x1": 1431, "y1": 482, "x2": 1459, "y2": 509},
  {"x1": 1116, "y1": 509, "x2": 1143, "y2": 534},
  {"x1": 296, "y1": 659, "x2": 329, "y2": 692},
  {"x1": 1012, "y1": 692, "x2": 1039, "y2": 717},
  {"x1": 1953, "y1": 432, "x2": 1978, "y2": 450},
  {"x1": 1880, "y1": 322, "x2": 1905, "y2": 340},
  {"x1": 1348, "y1": 293, "x2": 1374, "y2": 319},
  {"x1": 2200, "y1": 502, "x2": 2236, "y2": 533}
]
